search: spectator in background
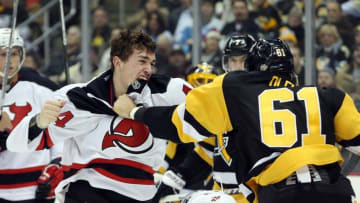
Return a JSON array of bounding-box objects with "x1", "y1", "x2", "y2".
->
[
  {"x1": 174, "y1": 0, "x2": 223, "y2": 55},
  {"x1": 290, "y1": 45, "x2": 305, "y2": 86},
  {"x1": 20, "y1": 51, "x2": 59, "y2": 91},
  {"x1": 154, "y1": 33, "x2": 173, "y2": 75},
  {"x1": 325, "y1": 1, "x2": 354, "y2": 49},
  {"x1": 126, "y1": 0, "x2": 169, "y2": 30},
  {"x1": 335, "y1": 43, "x2": 360, "y2": 95},
  {"x1": 46, "y1": 25, "x2": 82, "y2": 85},
  {"x1": 0, "y1": 0, "x2": 32, "y2": 47},
  {"x1": 279, "y1": 27, "x2": 298, "y2": 48},
  {"x1": 97, "y1": 27, "x2": 122, "y2": 75},
  {"x1": 281, "y1": 6, "x2": 305, "y2": 51},
  {"x1": 201, "y1": 30, "x2": 223, "y2": 71},
  {"x1": 273, "y1": 0, "x2": 296, "y2": 16},
  {"x1": 143, "y1": 10, "x2": 171, "y2": 42},
  {"x1": 168, "y1": 0, "x2": 192, "y2": 34},
  {"x1": 92, "y1": 6, "x2": 111, "y2": 58},
  {"x1": 221, "y1": 0, "x2": 262, "y2": 40},
  {"x1": 23, "y1": 50, "x2": 43, "y2": 71},
  {"x1": 166, "y1": 47, "x2": 190, "y2": 78},
  {"x1": 354, "y1": 25, "x2": 360, "y2": 44},
  {"x1": 317, "y1": 68, "x2": 336, "y2": 88},
  {"x1": 341, "y1": 0, "x2": 360, "y2": 27},
  {"x1": 316, "y1": 24, "x2": 350, "y2": 72},
  {"x1": 351, "y1": 44, "x2": 360, "y2": 82},
  {"x1": 249, "y1": 0, "x2": 281, "y2": 39}
]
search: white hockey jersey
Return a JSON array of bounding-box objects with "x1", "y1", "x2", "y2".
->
[
  {"x1": 8, "y1": 71, "x2": 192, "y2": 201},
  {"x1": 0, "y1": 81, "x2": 63, "y2": 201}
]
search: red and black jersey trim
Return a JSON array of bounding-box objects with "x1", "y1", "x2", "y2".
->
[
  {"x1": 0, "y1": 165, "x2": 45, "y2": 189},
  {"x1": 36, "y1": 129, "x2": 54, "y2": 150},
  {"x1": 62, "y1": 158, "x2": 155, "y2": 185}
]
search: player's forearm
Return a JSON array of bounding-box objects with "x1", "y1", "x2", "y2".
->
[{"x1": 134, "y1": 106, "x2": 182, "y2": 143}]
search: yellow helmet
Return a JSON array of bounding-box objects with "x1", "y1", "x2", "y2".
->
[{"x1": 186, "y1": 62, "x2": 218, "y2": 87}]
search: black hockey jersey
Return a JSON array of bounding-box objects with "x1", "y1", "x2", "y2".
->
[{"x1": 135, "y1": 71, "x2": 360, "y2": 201}]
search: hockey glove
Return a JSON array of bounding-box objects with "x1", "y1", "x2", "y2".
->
[
  {"x1": 152, "y1": 170, "x2": 186, "y2": 203},
  {"x1": 35, "y1": 164, "x2": 64, "y2": 199}
]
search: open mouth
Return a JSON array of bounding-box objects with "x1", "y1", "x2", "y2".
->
[{"x1": 138, "y1": 75, "x2": 150, "y2": 81}]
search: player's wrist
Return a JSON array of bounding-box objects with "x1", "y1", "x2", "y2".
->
[
  {"x1": 35, "y1": 114, "x2": 48, "y2": 129},
  {"x1": 130, "y1": 106, "x2": 142, "y2": 120}
]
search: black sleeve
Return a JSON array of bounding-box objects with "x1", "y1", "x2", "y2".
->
[
  {"x1": 28, "y1": 115, "x2": 43, "y2": 141},
  {"x1": 134, "y1": 106, "x2": 182, "y2": 143}
]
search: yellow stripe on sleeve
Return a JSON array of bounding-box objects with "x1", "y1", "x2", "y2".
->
[
  {"x1": 184, "y1": 74, "x2": 233, "y2": 135},
  {"x1": 194, "y1": 145, "x2": 214, "y2": 167},
  {"x1": 202, "y1": 137, "x2": 216, "y2": 146},
  {"x1": 334, "y1": 93, "x2": 360, "y2": 141},
  {"x1": 171, "y1": 107, "x2": 199, "y2": 143}
]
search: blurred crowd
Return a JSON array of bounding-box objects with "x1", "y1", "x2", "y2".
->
[{"x1": 4, "y1": 0, "x2": 360, "y2": 105}]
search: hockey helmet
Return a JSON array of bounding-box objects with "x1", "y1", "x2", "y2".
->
[
  {"x1": 0, "y1": 28, "x2": 26, "y2": 78},
  {"x1": 245, "y1": 38, "x2": 295, "y2": 77},
  {"x1": 186, "y1": 62, "x2": 218, "y2": 87},
  {"x1": 222, "y1": 34, "x2": 256, "y2": 72},
  {"x1": 181, "y1": 190, "x2": 236, "y2": 203}
]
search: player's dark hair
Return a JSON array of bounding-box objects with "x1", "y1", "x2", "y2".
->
[{"x1": 110, "y1": 29, "x2": 156, "y2": 71}]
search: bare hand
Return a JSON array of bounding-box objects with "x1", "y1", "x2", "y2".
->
[
  {"x1": 113, "y1": 94, "x2": 136, "y2": 119},
  {"x1": 0, "y1": 111, "x2": 12, "y2": 132},
  {"x1": 37, "y1": 100, "x2": 66, "y2": 129}
]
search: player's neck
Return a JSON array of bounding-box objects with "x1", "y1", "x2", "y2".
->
[{"x1": 112, "y1": 76, "x2": 127, "y2": 98}]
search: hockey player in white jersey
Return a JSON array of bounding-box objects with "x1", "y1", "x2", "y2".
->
[
  {"x1": 7, "y1": 29, "x2": 192, "y2": 203},
  {"x1": 0, "y1": 28, "x2": 63, "y2": 202}
]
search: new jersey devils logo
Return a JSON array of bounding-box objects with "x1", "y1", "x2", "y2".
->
[
  {"x1": 102, "y1": 117, "x2": 154, "y2": 154},
  {"x1": 9, "y1": 102, "x2": 32, "y2": 128}
]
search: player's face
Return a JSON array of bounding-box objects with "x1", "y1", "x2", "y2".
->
[
  {"x1": 228, "y1": 55, "x2": 246, "y2": 71},
  {"x1": 0, "y1": 47, "x2": 21, "y2": 79},
  {"x1": 119, "y1": 49, "x2": 155, "y2": 86}
]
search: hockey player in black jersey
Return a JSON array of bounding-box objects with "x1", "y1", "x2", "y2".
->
[
  {"x1": 154, "y1": 35, "x2": 257, "y2": 203},
  {"x1": 114, "y1": 38, "x2": 359, "y2": 203}
]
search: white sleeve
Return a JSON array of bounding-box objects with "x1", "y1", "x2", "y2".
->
[
  {"x1": 7, "y1": 115, "x2": 41, "y2": 152},
  {"x1": 7, "y1": 89, "x2": 101, "y2": 152},
  {"x1": 6, "y1": 84, "x2": 55, "y2": 152},
  {"x1": 165, "y1": 78, "x2": 193, "y2": 105}
]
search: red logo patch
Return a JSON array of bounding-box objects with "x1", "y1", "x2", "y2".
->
[
  {"x1": 102, "y1": 118, "x2": 153, "y2": 154},
  {"x1": 9, "y1": 102, "x2": 32, "y2": 128}
]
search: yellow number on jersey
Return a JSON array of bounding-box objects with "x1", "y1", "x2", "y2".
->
[{"x1": 258, "y1": 87, "x2": 326, "y2": 147}]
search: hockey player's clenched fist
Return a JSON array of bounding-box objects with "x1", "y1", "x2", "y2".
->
[
  {"x1": 37, "y1": 100, "x2": 66, "y2": 129},
  {"x1": 113, "y1": 94, "x2": 136, "y2": 119}
]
